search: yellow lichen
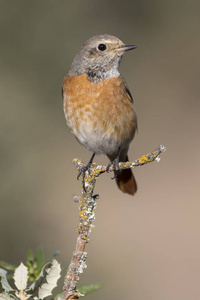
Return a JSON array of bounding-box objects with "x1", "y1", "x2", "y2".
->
[{"x1": 138, "y1": 151, "x2": 158, "y2": 164}]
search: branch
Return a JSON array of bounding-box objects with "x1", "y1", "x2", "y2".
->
[{"x1": 58, "y1": 145, "x2": 166, "y2": 300}]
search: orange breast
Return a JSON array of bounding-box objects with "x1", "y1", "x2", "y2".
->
[{"x1": 63, "y1": 74, "x2": 137, "y2": 156}]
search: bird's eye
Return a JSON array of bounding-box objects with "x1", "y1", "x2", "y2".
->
[{"x1": 98, "y1": 43, "x2": 107, "y2": 51}]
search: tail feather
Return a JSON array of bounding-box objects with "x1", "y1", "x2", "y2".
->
[
  {"x1": 115, "y1": 154, "x2": 137, "y2": 196},
  {"x1": 115, "y1": 168, "x2": 137, "y2": 196}
]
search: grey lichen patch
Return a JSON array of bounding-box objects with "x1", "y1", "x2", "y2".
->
[
  {"x1": 76, "y1": 252, "x2": 87, "y2": 277},
  {"x1": 73, "y1": 194, "x2": 81, "y2": 203}
]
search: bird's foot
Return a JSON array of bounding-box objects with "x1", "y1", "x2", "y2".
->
[
  {"x1": 106, "y1": 157, "x2": 120, "y2": 180},
  {"x1": 77, "y1": 165, "x2": 89, "y2": 181},
  {"x1": 77, "y1": 153, "x2": 95, "y2": 192}
]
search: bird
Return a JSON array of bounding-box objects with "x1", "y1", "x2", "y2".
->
[{"x1": 63, "y1": 34, "x2": 138, "y2": 195}]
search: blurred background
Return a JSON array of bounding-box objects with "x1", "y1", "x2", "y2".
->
[{"x1": 0, "y1": 0, "x2": 200, "y2": 299}]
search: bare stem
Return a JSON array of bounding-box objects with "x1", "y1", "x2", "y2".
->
[{"x1": 58, "y1": 145, "x2": 166, "y2": 300}]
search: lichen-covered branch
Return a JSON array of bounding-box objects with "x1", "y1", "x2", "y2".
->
[{"x1": 59, "y1": 145, "x2": 166, "y2": 300}]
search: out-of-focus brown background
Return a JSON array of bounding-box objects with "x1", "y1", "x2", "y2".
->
[{"x1": 1, "y1": 1, "x2": 200, "y2": 299}]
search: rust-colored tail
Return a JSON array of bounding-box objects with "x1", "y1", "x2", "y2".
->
[
  {"x1": 116, "y1": 168, "x2": 137, "y2": 196},
  {"x1": 115, "y1": 155, "x2": 137, "y2": 196}
]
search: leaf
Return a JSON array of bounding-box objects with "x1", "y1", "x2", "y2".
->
[
  {"x1": 78, "y1": 282, "x2": 102, "y2": 296},
  {"x1": 26, "y1": 262, "x2": 52, "y2": 295},
  {"x1": 53, "y1": 282, "x2": 102, "y2": 300},
  {"x1": 26, "y1": 259, "x2": 61, "y2": 298},
  {"x1": 43, "y1": 251, "x2": 60, "y2": 266},
  {"x1": 0, "y1": 261, "x2": 16, "y2": 271},
  {"x1": 38, "y1": 259, "x2": 61, "y2": 299},
  {"x1": 13, "y1": 263, "x2": 28, "y2": 291},
  {"x1": 35, "y1": 248, "x2": 44, "y2": 268},
  {"x1": 0, "y1": 269, "x2": 13, "y2": 292},
  {"x1": 26, "y1": 250, "x2": 34, "y2": 263},
  {"x1": 0, "y1": 293, "x2": 13, "y2": 300}
]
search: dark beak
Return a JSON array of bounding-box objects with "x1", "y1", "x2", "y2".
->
[{"x1": 117, "y1": 44, "x2": 137, "y2": 52}]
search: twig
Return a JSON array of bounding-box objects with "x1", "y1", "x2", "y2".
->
[{"x1": 58, "y1": 145, "x2": 166, "y2": 300}]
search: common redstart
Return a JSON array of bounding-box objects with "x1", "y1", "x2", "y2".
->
[{"x1": 63, "y1": 34, "x2": 138, "y2": 195}]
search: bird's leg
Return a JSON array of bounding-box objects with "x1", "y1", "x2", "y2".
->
[
  {"x1": 106, "y1": 147, "x2": 122, "y2": 179},
  {"x1": 77, "y1": 153, "x2": 96, "y2": 191}
]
